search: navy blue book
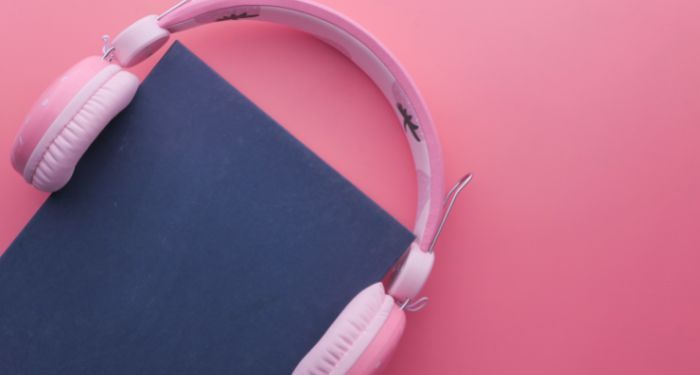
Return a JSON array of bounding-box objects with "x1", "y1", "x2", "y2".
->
[{"x1": 0, "y1": 42, "x2": 413, "y2": 374}]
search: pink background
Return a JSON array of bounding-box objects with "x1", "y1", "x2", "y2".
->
[{"x1": 1, "y1": 0, "x2": 699, "y2": 374}]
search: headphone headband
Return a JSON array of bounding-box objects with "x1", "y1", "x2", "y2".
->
[{"x1": 143, "y1": 0, "x2": 446, "y2": 252}]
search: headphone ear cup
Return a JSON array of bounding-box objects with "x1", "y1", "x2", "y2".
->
[
  {"x1": 11, "y1": 57, "x2": 140, "y2": 192},
  {"x1": 31, "y1": 69, "x2": 139, "y2": 191},
  {"x1": 293, "y1": 283, "x2": 406, "y2": 375},
  {"x1": 346, "y1": 304, "x2": 405, "y2": 375}
]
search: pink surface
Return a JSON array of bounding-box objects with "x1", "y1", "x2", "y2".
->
[{"x1": 1, "y1": 0, "x2": 699, "y2": 374}]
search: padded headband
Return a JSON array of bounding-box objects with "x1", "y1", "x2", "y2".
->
[{"x1": 154, "y1": 0, "x2": 445, "y2": 251}]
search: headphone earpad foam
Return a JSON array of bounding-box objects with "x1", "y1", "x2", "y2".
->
[
  {"x1": 30, "y1": 69, "x2": 139, "y2": 191},
  {"x1": 293, "y1": 283, "x2": 405, "y2": 375}
]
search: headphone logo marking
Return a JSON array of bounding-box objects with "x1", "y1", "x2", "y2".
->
[
  {"x1": 397, "y1": 103, "x2": 421, "y2": 142},
  {"x1": 216, "y1": 12, "x2": 259, "y2": 22}
]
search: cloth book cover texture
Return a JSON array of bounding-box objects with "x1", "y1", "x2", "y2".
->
[{"x1": 0, "y1": 42, "x2": 414, "y2": 374}]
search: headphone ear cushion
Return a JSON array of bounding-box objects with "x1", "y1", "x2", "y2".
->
[
  {"x1": 30, "y1": 70, "x2": 139, "y2": 191},
  {"x1": 293, "y1": 283, "x2": 405, "y2": 375}
]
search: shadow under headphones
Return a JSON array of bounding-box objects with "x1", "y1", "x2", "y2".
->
[{"x1": 9, "y1": 0, "x2": 471, "y2": 373}]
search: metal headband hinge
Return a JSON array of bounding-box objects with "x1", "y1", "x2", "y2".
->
[{"x1": 428, "y1": 173, "x2": 473, "y2": 253}]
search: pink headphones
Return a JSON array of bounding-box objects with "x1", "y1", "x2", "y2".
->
[{"x1": 9, "y1": 0, "x2": 470, "y2": 373}]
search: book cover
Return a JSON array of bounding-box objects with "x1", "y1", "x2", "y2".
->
[{"x1": 0, "y1": 42, "x2": 414, "y2": 374}]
